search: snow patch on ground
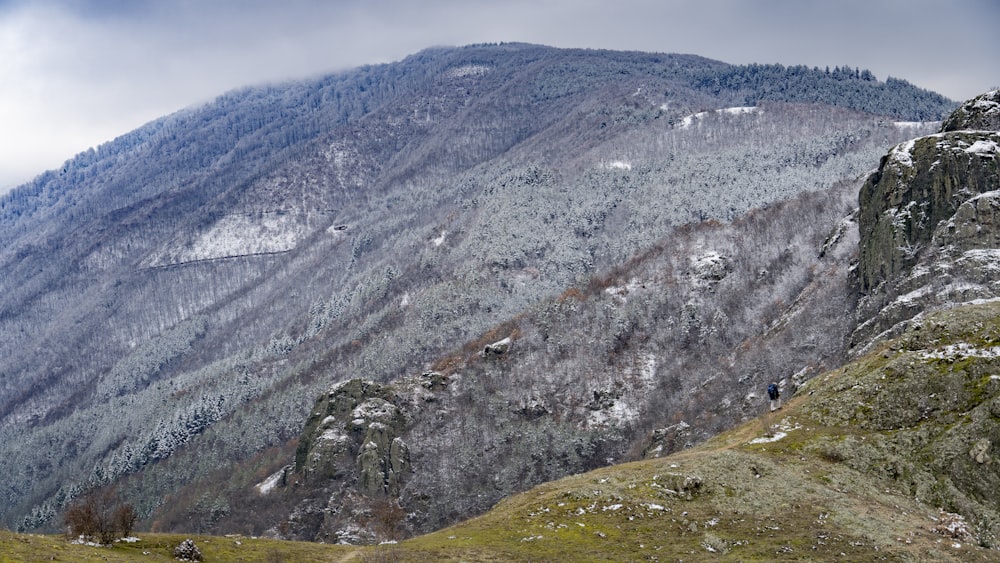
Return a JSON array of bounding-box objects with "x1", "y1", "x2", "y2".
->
[
  {"x1": 146, "y1": 213, "x2": 310, "y2": 266},
  {"x1": 432, "y1": 230, "x2": 448, "y2": 246},
  {"x1": 749, "y1": 432, "x2": 787, "y2": 444},
  {"x1": 749, "y1": 419, "x2": 801, "y2": 444},
  {"x1": 679, "y1": 112, "x2": 706, "y2": 128},
  {"x1": 720, "y1": 106, "x2": 758, "y2": 116},
  {"x1": 588, "y1": 353, "x2": 657, "y2": 428},
  {"x1": 70, "y1": 536, "x2": 106, "y2": 547},
  {"x1": 920, "y1": 343, "x2": 1000, "y2": 361},
  {"x1": 678, "y1": 106, "x2": 758, "y2": 128},
  {"x1": 446, "y1": 64, "x2": 490, "y2": 78},
  {"x1": 587, "y1": 399, "x2": 639, "y2": 428},
  {"x1": 600, "y1": 160, "x2": 632, "y2": 171}
]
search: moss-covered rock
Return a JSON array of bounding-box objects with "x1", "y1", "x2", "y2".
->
[
  {"x1": 852, "y1": 91, "x2": 1000, "y2": 353},
  {"x1": 804, "y1": 302, "x2": 1000, "y2": 547},
  {"x1": 857, "y1": 131, "x2": 1000, "y2": 294},
  {"x1": 294, "y1": 378, "x2": 399, "y2": 473},
  {"x1": 280, "y1": 377, "x2": 415, "y2": 542}
]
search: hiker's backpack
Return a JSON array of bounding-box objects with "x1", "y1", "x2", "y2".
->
[{"x1": 767, "y1": 383, "x2": 778, "y2": 400}]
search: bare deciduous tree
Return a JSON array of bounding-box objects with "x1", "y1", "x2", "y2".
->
[{"x1": 63, "y1": 491, "x2": 138, "y2": 544}]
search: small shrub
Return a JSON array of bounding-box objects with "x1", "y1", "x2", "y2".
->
[{"x1": 370, "y1": 498, "x2": 406, "y2": 541}]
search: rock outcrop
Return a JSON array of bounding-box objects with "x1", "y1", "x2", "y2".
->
[
  {"x1": 853, "y1": 91, "x2": 1000, "y2": 351},
  {"x1": 942, "y1": 89, "x2": 1000, "y2": 133},
  {"x1": 282, "y1": 378, "x2": 414, "y2": 542}
]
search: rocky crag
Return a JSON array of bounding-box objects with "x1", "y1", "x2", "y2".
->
[
  {"x1": 854, "y1": 90, "x2": 1000, "y2": 351},
  {"x1": 281, "y1": 377, "x2": 416, "y2": 543}
]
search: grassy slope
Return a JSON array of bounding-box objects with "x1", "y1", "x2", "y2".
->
[
  {"x1": 5, "y1": 301, "x2": 999, "y2": 562},
  {"x1": 0, "y1": 531, "x2": 355, "y2": 562}
]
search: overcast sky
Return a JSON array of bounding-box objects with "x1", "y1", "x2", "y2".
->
[{"x1": 1, "y1": 0, "x2": 997, "y2": 192}]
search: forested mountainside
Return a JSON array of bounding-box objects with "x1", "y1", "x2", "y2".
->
[
  {"x1": 0, "y1": 43, "x2": 956, "y2": 536},
  {"x1": 376, "y1": 90, "x2": 1000, "y2": 560}
]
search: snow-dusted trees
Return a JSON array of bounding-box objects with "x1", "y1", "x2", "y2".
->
[
  {"x1": 0, "y1": 43, "x2": 948, "y2": 533},
  {"x1": 685, "y1": 62, "x2": 954, "y2": 120}
]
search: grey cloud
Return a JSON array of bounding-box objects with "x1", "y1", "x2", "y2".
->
[{"x1": 1, "y1": 0, "x2": 997, "y2": 191}]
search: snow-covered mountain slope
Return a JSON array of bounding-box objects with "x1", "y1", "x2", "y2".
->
[{"x1": 0, "y1": 43, "x2": 956, "y2": 536}]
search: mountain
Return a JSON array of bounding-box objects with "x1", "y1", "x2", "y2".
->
[
  {"x1": 346, "y1": 300, "x2": 1000, "y2": 562},
  {"x1": 264, "y1": 89, "x2": 1000, "y2": 559},
  {"x1": 0, "y1": 43, "x2": 959, "y2": 537}
]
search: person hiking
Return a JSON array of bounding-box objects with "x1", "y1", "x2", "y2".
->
[{"x1": 767, "y1": 382, "x2": 782, "y2": 412}]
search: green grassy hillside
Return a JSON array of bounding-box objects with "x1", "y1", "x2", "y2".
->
[
  {"x1": 5, "y1": 300, "x2": 998, "y2": 561},
  {"x1": 0, "y1": 530, "x2": 354, "y2": 562}
]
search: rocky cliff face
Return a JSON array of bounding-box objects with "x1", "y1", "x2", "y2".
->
[
  {"x1": 942, "y1": 89, "x2": 1000, "y2": 132},
  {"x1": 854, "y1": 90, "x2": 1000, "y2": 351},
  {"x1": 279, "y1": 377, "x2": 420, "y2": 542}
]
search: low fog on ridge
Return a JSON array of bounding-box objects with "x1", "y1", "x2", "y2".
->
[{"x1": 0, "y1": 0, "x2": 996, "y2": 192}]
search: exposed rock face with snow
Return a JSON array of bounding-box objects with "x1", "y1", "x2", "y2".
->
[
  {"x1": 482, "y1": 337, "x2": 512, "y2": 358},
  {"x1": 941, "y1": 90, "x2": 1000, "y2": 133},
  {"x1": 854, "y1": 92, "x2": 1000, "y2": 351},
  {"x1": 284, "y1": 378, "x2": 412, "y2": 541},
  {"x1": 690, "y1": 251, "x2": 730, "y2": 290},
  {"x1": 643, "y1": 421, "x2": 692, "y2": 458}
]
